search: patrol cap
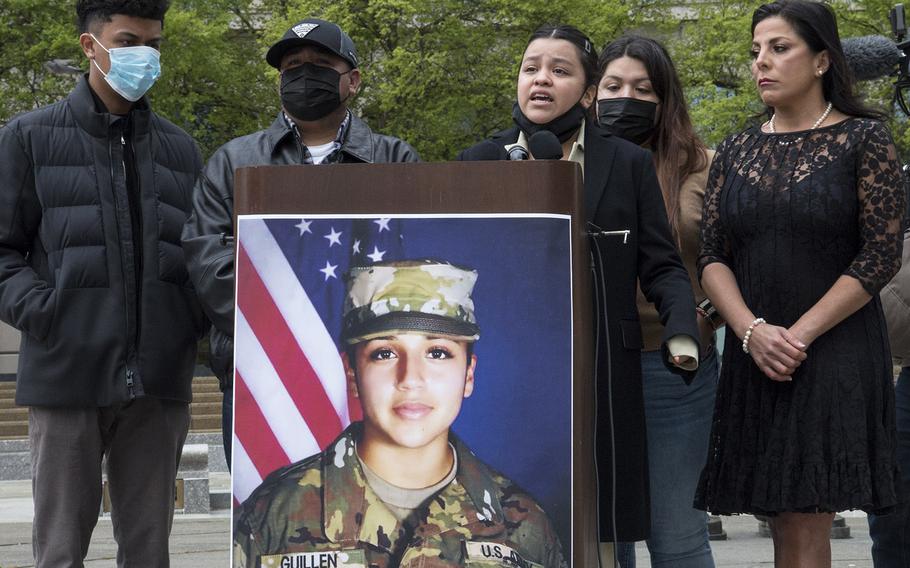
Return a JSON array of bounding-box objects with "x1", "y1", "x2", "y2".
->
[
  {"x1": 266, "y1": 18, "x2": 359, "y2": 70},
  {"x1": 341, "y1": 259, "x2": 480, "y2": 345}
]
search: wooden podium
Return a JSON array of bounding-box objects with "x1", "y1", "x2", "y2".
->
[{"x1": 234, "y1": 161, "x2": 596, "y2": 566}]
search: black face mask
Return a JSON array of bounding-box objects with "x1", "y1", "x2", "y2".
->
[
  {"x1": 597, "y1": 97, "x2": 658, "y2": 145},
  {"x1": 512, "y1": 101, "x2": 588, "y2": 143},
  {"x1": 280, "y1": 63, "x2": 348, "y2": 121}
]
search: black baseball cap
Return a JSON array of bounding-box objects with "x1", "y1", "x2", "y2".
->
[{"x1": 266, "y1": 18, "x2": 359, "y2": 70}]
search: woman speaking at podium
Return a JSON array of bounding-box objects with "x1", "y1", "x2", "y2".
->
[{"x1": 458, "y1": 24, "x2": 700, "y2": 566}]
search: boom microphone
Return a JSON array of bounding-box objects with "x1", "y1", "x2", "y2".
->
[
  {"x1": 528, "y1": 131, "x2": 563, "y2": 160},
  {"x1": 842, "y1": 35, "x2": 904, "y2": 81}
]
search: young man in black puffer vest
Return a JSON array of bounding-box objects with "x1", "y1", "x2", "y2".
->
[{"x1": 0, "y1": 1, "x2": 206, "y2": 565}]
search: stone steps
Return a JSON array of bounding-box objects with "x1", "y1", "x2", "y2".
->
[
  {"x1": 0, "y1": 407, "x2": 26, "y2": 422},
  {"x1": 0, "y1": 432, "x2": 229, "y2": 482},
  {"x1": 190, "y1": 414, "x2": 223, "y2": 432},
  {"x1": 0, "y1": 361, "x2": 230, "y2": 510},
  {"x1": 192, "y1": 392, "x2": 224, "y2": 404},
  {"x1": 0, "y1": 375, "x2": 224, "y2": 439},
  {"x1": 0, "y1": 398, "x2": 20, "y2": 409},
  {"x1": 0, "y1": 422, "x2": 27, "y2": 439}
]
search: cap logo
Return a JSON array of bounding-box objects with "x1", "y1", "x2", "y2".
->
[{"x1": 292, "y1": 23, "x2": 319, "y2": 38}]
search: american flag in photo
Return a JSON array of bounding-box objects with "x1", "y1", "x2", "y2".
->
[{"x1": 232, "y1": 216, "x2": 405, "y2": 505}]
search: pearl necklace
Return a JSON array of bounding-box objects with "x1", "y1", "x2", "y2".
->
[{"x1": 768, "y1": 102, "x2": 832, "y2": 133}]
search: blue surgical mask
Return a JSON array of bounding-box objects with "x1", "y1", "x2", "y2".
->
[{"x1": 91, "y1": 34, "x2": 161, "y2": 102}]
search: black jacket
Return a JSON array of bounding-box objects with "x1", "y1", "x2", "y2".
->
[
  {"x1": 460, "y1": 122, "x2": 698, "y2": 542},
  {"x1": 0, "y1": 77, "x2": 206, "y2": 407},
  {"x1": 182, "y1": 112, "x2": 420, "y2": 389}
]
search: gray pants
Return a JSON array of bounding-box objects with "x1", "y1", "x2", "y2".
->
[{"x1": 29, "y1": 397, "x2": 190, "y2": 568}]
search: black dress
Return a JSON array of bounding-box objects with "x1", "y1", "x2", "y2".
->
[{"x1": 694, "y1": 118, "x2": 905, "y2": 515}]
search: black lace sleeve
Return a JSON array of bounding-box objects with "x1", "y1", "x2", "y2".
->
[
  {"x1": 843, "y1": 121, "x2": 906, "y2": 295},
  {"x1": 697, "y1": 135, "x2": 733, "y2": 281}
]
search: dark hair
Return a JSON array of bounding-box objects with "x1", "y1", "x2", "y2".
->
[
  {"x1": 526, "y1": 24, "x2": 599, "y2": 88},
  {"x1": 76, "y1": 0, "x2": 170, "y2": 33},
  {"x1": 598, "y1": 35, "x2": 708, "y2": 240},
  {"x1": 751, "y1": 0, "x2": 883, "y2": 120}
]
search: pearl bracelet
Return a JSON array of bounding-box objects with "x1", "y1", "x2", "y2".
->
[{"x1": 741, "y1": 317, "x2": 766, "y2": 354}]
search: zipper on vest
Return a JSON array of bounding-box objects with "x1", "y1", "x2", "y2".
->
[
  {"x1": 119, "y1": 133, "x2": 141, "y2": 394},
  {"x1": 109, "y1": 124, "x2": 141, "y2": 399},
  {"x1": 120, "y1": 133, "x2": 143, "y2": 360}
]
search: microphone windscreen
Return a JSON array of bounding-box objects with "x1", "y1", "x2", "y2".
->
[
  {"x1": 458, "y1": 140, "x2": 508, "y2": 161},
  {"x1": 528, "y1": 131, "x2": 563, "y2": 160},
  {"x1": 842, "y1": 35, "x2": 903, "y2": 81}
]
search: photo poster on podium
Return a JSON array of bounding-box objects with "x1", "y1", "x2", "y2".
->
[{"x1": 232, "y1": 213, "x2": 574, "y2": 559}]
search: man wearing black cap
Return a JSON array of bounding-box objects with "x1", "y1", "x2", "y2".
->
[{"x1": 182, "y1": 17, "x2": 419, "y2": 468}]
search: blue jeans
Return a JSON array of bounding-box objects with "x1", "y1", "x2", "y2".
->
[
  {"x1": 618, "y1": 349, "x2": 719, "y2": 568},
  {"x1": 868, "y1": 367, "x2": 910, "y2": 567},
  {"x1": 615, "y1": 542, "x2": 635, "y2": 568},
  {"x1": 222, "y1": 384, "x2": 233, "y2": 470}
]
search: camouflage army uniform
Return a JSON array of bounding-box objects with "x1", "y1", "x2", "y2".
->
[{"x1": 234, "y1": 422, "x2": 568, "y2": 568}]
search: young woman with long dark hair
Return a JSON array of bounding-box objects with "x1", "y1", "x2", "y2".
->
[{"x1": 597, "y1": 35, "x2": 717, "y2": 568}]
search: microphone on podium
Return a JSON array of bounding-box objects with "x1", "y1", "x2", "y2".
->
[
  {"x1": 456, "y1": 131, "x2": 564, "y2": 161},
  {"x1": 508, "y1": 145, "x2": 530, "y2": 160},
  {"x1": 458, "y1": 140, "x2": 508, "y2": 161},
  {"x1": 528, "y1": 131, "x2": 563, "y2": 160}
]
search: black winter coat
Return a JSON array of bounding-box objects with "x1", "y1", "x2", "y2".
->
[
  {"x1": 182, "y1": 112, "x2": 420, "y2": 391},
  {"x1": 459, "y1": 122, "x2": 698, "y2": 542},
  {"x1": 0, "y1": 77, "x2": 206, "y2": 407}
]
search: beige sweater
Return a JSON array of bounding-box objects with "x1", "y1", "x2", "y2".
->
[{"x1": 638, "y1": 149, "x2": 715, "y2": 352}]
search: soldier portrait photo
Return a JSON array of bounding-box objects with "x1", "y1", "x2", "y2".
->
[{"x1": 231, "y1": 215, "x2": 574, "y2": 567}]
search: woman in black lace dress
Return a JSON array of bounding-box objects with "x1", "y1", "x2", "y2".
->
[{"x1": 695, "y1": 1, "x2": 905, "y2": 566}]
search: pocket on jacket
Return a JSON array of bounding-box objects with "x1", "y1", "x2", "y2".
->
[
  {"x1": 45, "y1": 288, "x2": 115, "y2": 348},
  {"x1": 620, "y1": 319, "x2": 644, "y2": 350},
  {"x1": 23, "y1": 287, "x2": 58, "y2": 343},
  {"x1": 57, "y1": 246, "x2": 108, "y2": 289},
  {"x1": 155, "y1": 182, "x2": 192, "y2": 288},
  {"x1": 157, "y1": 240, "x2": 192, "y2": 287}
]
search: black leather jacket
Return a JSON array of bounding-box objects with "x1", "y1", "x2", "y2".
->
[
  {"x1": 182, "y1": 112, "x2": 419, "y2": 389},
  {"x1": 0, "y1": 77, "x2": 206, "y2": 406}
]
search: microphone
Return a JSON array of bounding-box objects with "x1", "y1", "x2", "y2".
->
[
  {"x1": 508, "y1": 145, "x2": 529, "y2": 160},
  {"x1": 458, "y1": 140, "x2": 508, "y2": 161},
  {"x1": 842, "y1": 35, "x2": 904, "y2": 81},
  {"x1": 528, "y1": 131, "x2": 563, "y2": 160}
]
